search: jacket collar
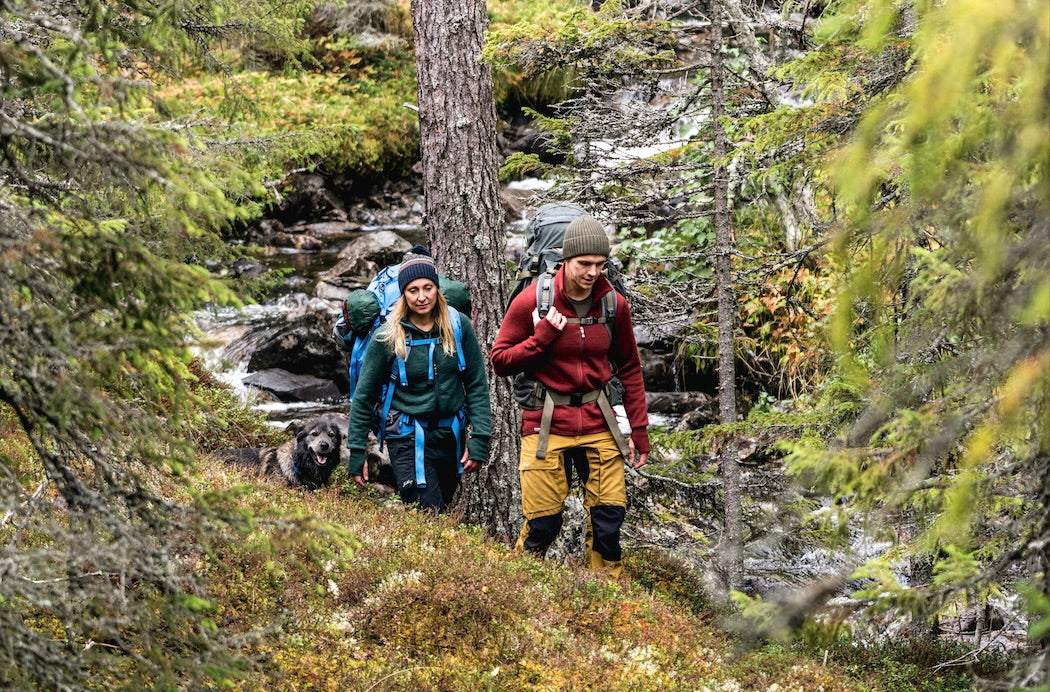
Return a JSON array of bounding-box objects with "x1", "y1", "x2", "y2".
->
[{"x1": 399, "y1": 315, "x2": 438, "y2": 336}]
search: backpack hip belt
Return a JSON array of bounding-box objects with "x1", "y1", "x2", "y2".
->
[
  {"x1": 393, "y1": 409, "x2": 468, "y2": 489},
  {"x1": 536, "y1": 385, "x2": 630, "y2": 461}
]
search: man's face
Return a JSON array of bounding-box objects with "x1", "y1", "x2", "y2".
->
[{"x1": 563, "y1": 255, "x2": 607, "y2": 296}]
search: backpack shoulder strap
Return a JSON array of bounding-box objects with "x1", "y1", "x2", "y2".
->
[
  {"x1": 537, "y1": 272, "x2": 619, "y2": 338},
  {"x1": 376, "y1": 371, "x2": 397, "y2": 450},
  {"x1": 393, "y1": 310, "x2": 467, "y2": 386},
  {"x1": 450, "y1": 308, "x2": 466, "y2": 372},
  {"x1": 397, "y1": 333, "x2": 437, "y2": 386},
  {"x1": 601, "y1": 289, "x2": 617, "y2": 340},
  {"x1": 601, "y1": 289, "x2": 617, "y2": 320},
  {"x1": 535, "y1": 272, "x2": 555, "y2": 319}
]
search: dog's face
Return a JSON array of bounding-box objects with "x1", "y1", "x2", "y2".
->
[
  {"x1": 297, "y1": 418, "x2": 342, "y2": 469},
  {"x1": 286, "y1": 414, "x2": 349, "y2": 489}
]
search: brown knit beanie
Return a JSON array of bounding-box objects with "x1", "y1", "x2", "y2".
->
[{"x1": 562, "y1": 214, "x2": 611, "y2": 259}]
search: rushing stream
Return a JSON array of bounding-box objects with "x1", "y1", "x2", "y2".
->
[{"x1": 195, "y1": 232, "x2": 378, "y2": 422}]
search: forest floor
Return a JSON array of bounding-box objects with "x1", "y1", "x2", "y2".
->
[{"x1": 187, "y1": 460, "x2": 995, "y2": 691}]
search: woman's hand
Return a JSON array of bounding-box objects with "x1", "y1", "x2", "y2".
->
[
  {"x1": 353, "y1": 461, "x2": 369, "y2": 487},
  {"x1": 461, "y1": 447, "x2": 480, "y2": 473}
]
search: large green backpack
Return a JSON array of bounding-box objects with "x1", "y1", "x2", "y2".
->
[{"x1": 507, "y1": 202, "x2": 628, "y2": 312}]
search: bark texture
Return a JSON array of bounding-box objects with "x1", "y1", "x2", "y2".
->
[
  {"x1": 411, "y1": 0, "x2": 520, "y2": 537},
  {"x1": 711, "y1": 1, "x2": 743, "y2": 591}
]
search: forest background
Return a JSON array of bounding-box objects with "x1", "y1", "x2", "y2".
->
[{"x1": 0, "y1": 0, "x2": 1046, "y2": 689}]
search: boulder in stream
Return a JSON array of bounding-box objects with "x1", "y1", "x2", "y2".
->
[
  {"x1": 287, "y1": 220, "x2": 362, "y2": 243},
  {"x1": 315, "y1": 255, "x2": 380, "y2": 300},
  {"x1": 315, "y1": 229, "x2": 414, "y2": 301},
  {"x1": 242, "y1": 369, "x2": 343, "y2": 403},
  {"x1": 280, "y1": 172, "x2": 349, "y2": 223},
  {"x1": 638, "y1": 348, "x2": 709, "y2": 393},
  {"x1": 223, "y1": 314, "x2": 349, "y2": 395},
  {"x1": 336, "y1": 229, "x2": 411, "y2": 267}
]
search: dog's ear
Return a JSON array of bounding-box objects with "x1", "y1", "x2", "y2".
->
[{"x1": 286, "y1": 421, "x2": 302, "y2": 438}]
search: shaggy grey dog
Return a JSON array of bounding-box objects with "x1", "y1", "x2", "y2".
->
[{"x1": 215, "y1": 413, "x2": 348, "y2": 490}]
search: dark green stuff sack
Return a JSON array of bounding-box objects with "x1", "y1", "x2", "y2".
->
[
  {"x1": 341, "y1": 287, "x2": 382, "y2": 338},
  {"x1": 439, "y1": 275, "x2": 472, "y2": 316}
]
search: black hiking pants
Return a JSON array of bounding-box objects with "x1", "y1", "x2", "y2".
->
[{"x1": 386, "y1": 432, "x2": 460, "y2": 513}]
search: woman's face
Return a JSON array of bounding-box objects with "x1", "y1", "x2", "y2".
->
[{"x1": 403, "y1": 278, "x2": 438, "y2": 317}]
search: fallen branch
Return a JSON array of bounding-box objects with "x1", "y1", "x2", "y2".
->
[{"x1": 1, "y1": 478, "x2": 48, "y2": 529}]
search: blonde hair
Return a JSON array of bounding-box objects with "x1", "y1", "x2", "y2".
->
[{"x1": 378, "y1": 289, "x2": 458, "y2": 361}]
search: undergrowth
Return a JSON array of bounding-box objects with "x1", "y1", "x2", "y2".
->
[
  {"x1": 184, "y1": 467, "x2": 862, "y2": 690},
  {"x1": 0, "y1": 391, "x2": 1011, "y2": 690}
]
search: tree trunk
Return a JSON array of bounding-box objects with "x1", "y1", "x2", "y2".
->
[
  {"x1": 410, "y1": 0, "x2": 520, "y2": 538},
  {"x1": 711, "y1": 0, "x2": 743, "y2": 592},
  {"x1": 908, "y1": 552, "x2": 941, "y2": 642}
]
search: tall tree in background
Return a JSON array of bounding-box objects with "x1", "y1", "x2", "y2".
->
[
  {"x1": 709, "y1": 0, "x2": 743, "y2": 592},
  {"x1": 410, "y1": 0, "x2": 520, "y2": 535}
]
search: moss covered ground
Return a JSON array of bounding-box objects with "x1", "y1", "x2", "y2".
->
[{"x1": 190, "y1": 461, "x2": 868, "y2": 691}]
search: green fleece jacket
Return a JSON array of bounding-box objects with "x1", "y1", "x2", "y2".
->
[{"x1": 346, "y1": 311, "x2": 491, "y2": 475}]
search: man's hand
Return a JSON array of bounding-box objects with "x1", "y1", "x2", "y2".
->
[
  {"x1": 543, "y1": 306, "x2": 568, "y2": 331},
  {"x1": 626, "y1": 438, "x2": 648, "y2": 469}
]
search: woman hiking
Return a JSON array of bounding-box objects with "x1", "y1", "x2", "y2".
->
[{"x1": 345, "y1": 247, "x2": 491, "y2": 512}]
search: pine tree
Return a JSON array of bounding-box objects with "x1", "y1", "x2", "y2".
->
[
  {"x1": 0, "y1": 1, "x2": 312, "y2": 685},
  {"x1": 709, "y1": 0, "x2": 744, "y2": 592},
  {"x1": 410, "y1": 0, "x2": 520, "y2": 534},
  {"x1": 776, "y1": 0, "x2": 1049, "y2": 681}
]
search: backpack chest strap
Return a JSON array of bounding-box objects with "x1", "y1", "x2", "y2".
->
[{"x1": 564, "y1": 315, "x2": 609, "y2": 326}]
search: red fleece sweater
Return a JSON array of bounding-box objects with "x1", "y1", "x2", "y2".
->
[{"x1": 491, "y1": 269, "x2": 651, "y2": 454}]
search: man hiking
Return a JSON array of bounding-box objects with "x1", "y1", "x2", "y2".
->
[{"x1": 491, "y1": 213, "x2": 650, "y2": 578}]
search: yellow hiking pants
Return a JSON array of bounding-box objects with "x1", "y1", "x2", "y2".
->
[{"x1": 515, "y1": 431, "x2": 627, "y2": 578}]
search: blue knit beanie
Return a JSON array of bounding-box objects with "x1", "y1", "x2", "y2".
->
[{"x1": 398, "y1": 245, "x2": 439, "y2": 293}]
